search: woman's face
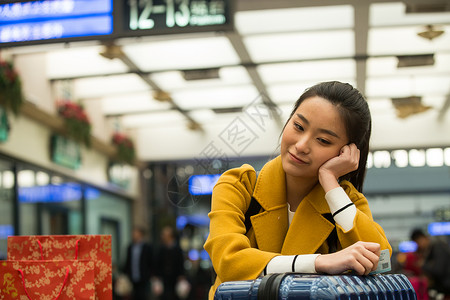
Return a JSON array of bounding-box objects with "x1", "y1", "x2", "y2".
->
[{"x1": 281, "y1": 96, "x2": 349, "y2": 179}]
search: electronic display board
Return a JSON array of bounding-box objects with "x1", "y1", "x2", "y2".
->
[
  {"x1": 123, "y1": 0, "x2": 233, "y2": 36},
  {"x1": 428, "y1": 221, "x2": 450, "y2": 236},
  {"x1": 0, "y1": 0, "x2": 233, "y2": 47},
  {"x1": 188, "y1": 173, "x2": 220, "y2": 195},
  {"x1": 0, "y1": 0, "x2": 114, "y2": 46}
]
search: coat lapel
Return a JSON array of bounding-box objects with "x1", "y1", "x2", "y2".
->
[
  {"x1": 281, "y1": 184, "x2": 335, "y2": 255},
  {"x1": 250, "y1": 156, "x2": 289, "y2": 253},
  {"x1": 251, "y1": 204, "x2": 288, "y2": 253},
  {"x1": 248, "y1": 156, "x2": 335, "y2": 255}
]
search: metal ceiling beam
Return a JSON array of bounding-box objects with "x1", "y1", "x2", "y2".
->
[
  {"x1": 225, "y1": 31, "x2": 283, "y2": 126},
  {"x1": 353, "y1": 2, "x2": 370, "y2": 96},
  {"x1": 100, "y1": 42, "x2": 202, "y2": 131},
  {"x1": 438, "y1": 93, "x2": 450, "y2": 121},
  {"x1": 235, "y1": 0, "x2": 398, "y2": 12}
]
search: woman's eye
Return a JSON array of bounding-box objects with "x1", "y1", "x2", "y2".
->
[
  {"x1": 318, "y1": 138, "x2": 331, "y2": 145},
  {"x1": 294, "y1": 123, "x2": 304, "y2": 131}
]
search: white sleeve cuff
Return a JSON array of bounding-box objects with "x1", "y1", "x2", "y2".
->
[
  {"x1": 325, "y1": 187, "x2": 356, "y2": 232},
  {"x1": 265, "y1": 254, "x2": 320, "y2": 274}
]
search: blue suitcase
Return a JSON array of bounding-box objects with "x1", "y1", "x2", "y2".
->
[{"x1": 214, "y1": 273, "x2": 417, "y2": 299}]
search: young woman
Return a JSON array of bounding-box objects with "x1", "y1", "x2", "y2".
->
[{"x1": 204, "y1": 81, "x2": 392, "y2": 299}]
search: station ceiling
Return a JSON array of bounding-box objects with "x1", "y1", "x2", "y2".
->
[{"x1": 5, "y1": 0, "x2": 450, "y2": 160}]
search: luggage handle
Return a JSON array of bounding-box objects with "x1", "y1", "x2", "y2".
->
[
  {"x1": 257, "y1": 273, "x2": 288, "y2": 300},
  {"x1": 36, "y1": 239, "x2": 81, "y2": 260},
  {"x1": 18, "y1": 267, "x2": 70, "y2": 300}
]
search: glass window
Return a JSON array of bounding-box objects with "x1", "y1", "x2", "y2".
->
[
  {"x1": 17, "y1": 165, "x2": 83, "y2": 235},
  {"x1": 85, "y1": 188, "x2": 131, "y2": 267},
  {"x1": 0, "y1": 159, "x2": 14, "y2": 260}
]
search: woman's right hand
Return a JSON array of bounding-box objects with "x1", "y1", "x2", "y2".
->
[{"x1": 315, "y1": 241, "x2": 381, "y2": 275}]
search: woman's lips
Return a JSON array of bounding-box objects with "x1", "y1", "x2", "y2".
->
[{"x1": 289, "y1": 152, "x2": 309, "y2": 164}]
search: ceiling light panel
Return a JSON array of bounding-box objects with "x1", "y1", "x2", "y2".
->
[
  {"x1": 121, "y1": 111, "x2": 185, "y2": 128},
  {"x1": 367, "y1": 98, "x2": 395, "y2": 114},
  {"x1": 368, "y1": 26, "x2": 450, "y2": 56},
  {"x1": 101, "y1": 92, "x2": 172, "y2": 115},
  {"x1": 150, "y1": 66, "x2": 252, "y2": 90},
  {"x1": 74, "y1": 74, "x2": 149, "y2": 99},
  {"x1": 257, "y1": 59, "x2": 355, "y2": 85},
  {"x1": 235, "y1": 5, "x2": 353, "y2": 35},
  {"x1": 267, "y1": 79, "x2": 356, "y2": 105},
  {"x1": 188, "y1": 109, "x2": 216, "y2": 123},
  {"x1": 46, "y1": 46, "x2": 128, "y2": 79},
  {"x1": 370, "y1": 2, "x2": 450, "y2": 27},
  {"x1": 277, "y1": 103, "x2": 299, "y2": 121},
  {"x1": 367, "y1": 53, "x2": 450, "y2": 76},
  {"x1": 122, "y1": 36, "x2": 240, "y2": 72},
  {"x1": 366, "y1": 97, "x2": 444, "y2": 118},
  {"x1": 171, "y1": 85, "x2": 259, "y2": 110},
  {"x1": 366, "y1": 75, "x2": 450, "y2": 98},
  {"x1": 243, "y1": 30, "x2": 354, "y2": 63}
]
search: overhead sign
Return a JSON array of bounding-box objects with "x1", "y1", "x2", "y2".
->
[
  {"x1": 0, "y1": 224, "x2": 14, "y2": 239},
  {"x1": 123, "y1": 0, "x2": 232, "y2": 34},
  {"x1": 0, "y1": 0, "x2": 113, "y2": 46},
  {"x1": 188, "y1": 174, "x2": 220, "y2": 195},
  {"x1": 18, "y1": 183, "x2": 100, "y2": 203},
  {"x1": 0, "y1": 0, "x2": 233, "y2": 47},
  {"x1": 398, "y1": 241, "x2": 417, "y2": 253},
  {"x1": 428, "y1": 221, "x2": 450, "y2": 236}
]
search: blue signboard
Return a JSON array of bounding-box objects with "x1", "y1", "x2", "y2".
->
[
  {"x1": 0, "y1": 0, "x2": 233, "y2": 47},
  {"x1": 18, "y1": 183, "x2": 100, "y2": 203},
  {"x1": 0, "y1": 0, "x2": 113, "y2": 45},
  {"x1": 398, "y1": 241, "x2": 418, "y2": 253},
  {"x1": 0, "y1": 224, "x2": 14, "y2": 239},
  {"x1": 428, "y1": 221, "x2": 450, "y2": 236},
  {"x1": 188, "y1": 174, "x2": 220, "y2": 196}
]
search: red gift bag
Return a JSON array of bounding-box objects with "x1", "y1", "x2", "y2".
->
[
  {"x1": 7, "y1": 235, "x2": 112, "y2": 300},
  {"x1": 0, "y1": 260, "x2": 95, "y2": 300}
]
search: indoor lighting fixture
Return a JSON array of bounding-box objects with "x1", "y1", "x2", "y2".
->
[
  {"x1": 99, "y1": 44, "x2": 125, "y2": 60},
  {"x1": 417, "y1": 25, "x2": 445, "y2": 41},
  {"x1": 396, "y1": 54, "x2": 435, "y2": 68},
  {"x1": 153, "y1": 90, "x2": 172, "y2": 102},
  {"x1": 211, "y1": 107, "x2": 243, "y2": 114},
  {"x1": 187, "y1": 121, "x2": 201, "y2": 131},
  {"x1": 391, "y1": 96, "x2": 432, "y2": 119},
  {"x1": 182, "y1": 68, "x2": 220, "y2": 81}
]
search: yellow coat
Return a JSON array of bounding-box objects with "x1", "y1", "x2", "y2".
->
[{"x1": 204, "y1": 156, "x2": 392, "y2": 299}]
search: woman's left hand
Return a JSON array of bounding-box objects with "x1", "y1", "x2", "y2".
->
[{"x1": 318, "y1": 143, "x2": 360, "y2": 185}]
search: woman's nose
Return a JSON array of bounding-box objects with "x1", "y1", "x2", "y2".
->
[{"x1": 295, "y1": 135, "x2": 311, "y2": 154}]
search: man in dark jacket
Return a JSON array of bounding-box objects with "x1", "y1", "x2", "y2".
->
[
  {"x1": 156, "y1": 226, "x2": 186, "y2": 300},
  {"x1": 125, "y1": 227, "x2": 154, "y2": 300},
  {"x1": 411, "y1": 228, "x2": 450, "y2": 298}
]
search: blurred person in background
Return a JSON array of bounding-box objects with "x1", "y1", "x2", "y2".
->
[
  {"x1": 155, "y1": 225, "x2": 189, "y2": 300},
  {"x1": 411, "y1": 228, "x2": 450, "y2": 300},
  {"x1": 396, "y1": 245, "x2": 429, "y2": 300},
  {"x1": 124, "y1": 226, "x2": 154, "y2": 300}
]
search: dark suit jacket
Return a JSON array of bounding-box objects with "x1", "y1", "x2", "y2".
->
[{"x1": 124, "y1": 242, "x2": 153, "y2": 284}]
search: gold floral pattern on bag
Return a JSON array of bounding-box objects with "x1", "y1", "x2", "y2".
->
[
  {"x1": 2, "y1": 272, "x2": 19, "y2": 298},
  {"x1": 7, "y1": 235, "x2": 112, "y2": 300},
  {"x1": 0, "y1": 260, "x2": 95, "y2": 300}
]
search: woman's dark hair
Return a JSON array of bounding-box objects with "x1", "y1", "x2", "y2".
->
[{"x1": 283, "y1": 81, "x2": 371, "y2": 192}]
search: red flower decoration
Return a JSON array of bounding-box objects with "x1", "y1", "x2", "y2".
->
[
  {"x1": 112, "y1": 132, "x2": 135, "y2": 164},
  {"x1": 0, "y1": 60, "x2": 24, "y2": 115},
  {"x1": 57, "y1": 101, "x2": 91, "y2": 147}
]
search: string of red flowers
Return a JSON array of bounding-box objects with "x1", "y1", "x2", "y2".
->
[
  {"x1": 112, "y1": 132, "x2": 135, "y2": 164},
  {"x1": 57, "y1": 101, "x2": 91, "y2": 147},
  {"x1": 0, "y1": 59, "x2": 24, "y2": 115}
]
